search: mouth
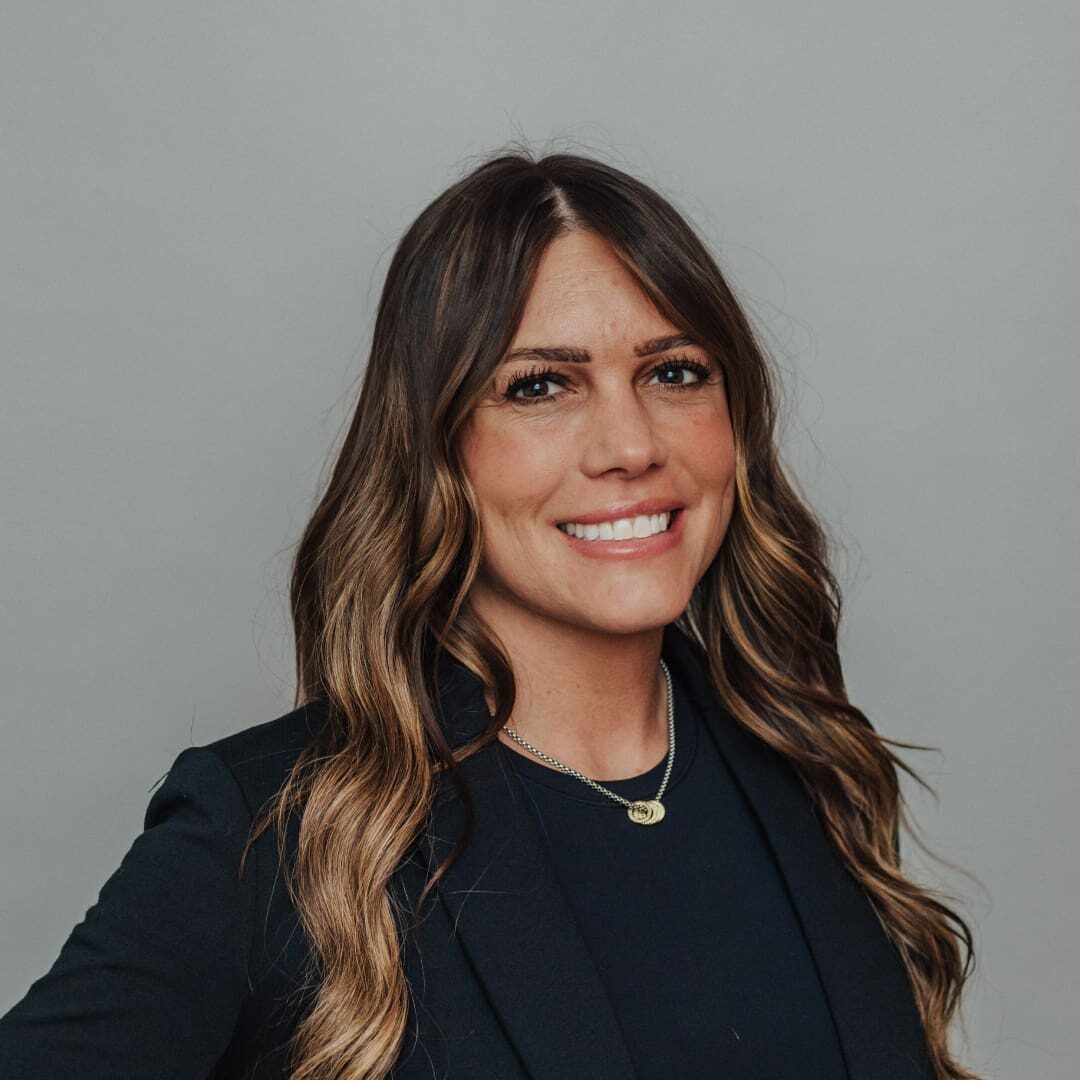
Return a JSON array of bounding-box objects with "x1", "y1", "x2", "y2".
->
[{"x1": 556, "y1": 507, "x2": 683, "y2": 543}]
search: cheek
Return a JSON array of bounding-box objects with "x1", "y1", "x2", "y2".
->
[
  {"x1": 681, "y1": 412, "x2": 738, "y2": 562},
  {"x1": 680, "y1": 406, "x2": 737, "y2": 481},
  {"x1": 461, "y1": 415, "x2": 570, "y2": 523}
]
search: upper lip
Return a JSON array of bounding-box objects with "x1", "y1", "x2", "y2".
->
[{"x1": 556, "y1": 499, "x2": 683, "y2": 525}]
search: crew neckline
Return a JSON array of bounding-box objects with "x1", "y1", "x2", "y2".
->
[{"x1": 499, "y1": 665, "x2": 698, "y2": 807}]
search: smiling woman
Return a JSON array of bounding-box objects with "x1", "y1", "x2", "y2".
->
[{"x1": 0, "y1": 149, "x2": 980, "y2": 1079}]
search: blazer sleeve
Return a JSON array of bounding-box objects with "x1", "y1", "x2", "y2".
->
[{"x1": 0, "y1": 745, "x2": 256, "y2": 1079}]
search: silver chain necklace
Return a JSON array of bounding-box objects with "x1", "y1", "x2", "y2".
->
[{"x1": 501, "y1": 659, "x2": 675, "y2": 826}]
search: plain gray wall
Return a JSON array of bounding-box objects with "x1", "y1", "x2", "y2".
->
[{"x1": 2, "y1": 3, "x2": 1076, "y2": 1076}]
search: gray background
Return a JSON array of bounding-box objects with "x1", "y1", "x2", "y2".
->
[{"x1": 2, "y1": 3, "x2": 1076, "y2": 1076}]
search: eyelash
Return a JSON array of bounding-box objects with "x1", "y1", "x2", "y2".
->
[{"x1": 502, "y1": 354, "x2": 714, "y2": 406}]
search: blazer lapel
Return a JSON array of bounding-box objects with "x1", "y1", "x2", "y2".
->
[
  {"x1": 422, "y1": 651, "x2": 637, "y2": 1080},
  {"x1": 661, "y1": 623, "x2": 933, "y2": 1079},
  {"x1": 421, "y1": 623, "x2": 932, "y2": 1079}
]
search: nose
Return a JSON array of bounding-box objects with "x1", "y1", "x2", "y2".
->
[{"x1": 579, "y1": 384, "x2": 667, "y2": 478}]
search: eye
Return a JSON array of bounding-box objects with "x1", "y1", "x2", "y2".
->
[
  {"x1": 503, "y1": 365, "x2": 569, "y2": 403},
  {"x1": 501, "y1": 354, "x2": 716, "y2": 406},
  {"x1": 647, "y1": 356, "x2": 712, "y2": 388}
]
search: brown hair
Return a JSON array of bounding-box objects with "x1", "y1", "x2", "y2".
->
[{"x1": 243, "y1": 145, "x2": 979, "y2": 1078}]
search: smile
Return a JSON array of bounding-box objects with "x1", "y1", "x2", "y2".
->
[{"x1": 557, "y1": 511, "x2": 673, "y2": 542}]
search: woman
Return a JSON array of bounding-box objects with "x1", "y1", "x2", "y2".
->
[{"x1": 0, "y1": 150, "x2": 978, "y2": 1079}]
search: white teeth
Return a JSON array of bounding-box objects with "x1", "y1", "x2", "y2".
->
[{"x1": 558, "y1": 511, "x2": 673, "y2": 541}]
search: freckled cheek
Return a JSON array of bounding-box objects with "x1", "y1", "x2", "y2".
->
[
  {"x1": 685, "y1": 420, "x2": 738, "y2": 547},
  {"x1": 681, "y1": 411, "x2": 736, "y2": 470},
  {"x1": 713, "y1": 445, "x2": 739, "y2": 509},
  {"x1": 478, "y1": 434, "x2": 569, "y2": 532},
  {"x1": 713, "y1": 427, "x2": 737, "y2": 481}
]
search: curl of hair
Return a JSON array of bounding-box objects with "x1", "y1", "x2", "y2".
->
[{"x1": 241, "y1": 146, "x2": 979, "y2": 1079}]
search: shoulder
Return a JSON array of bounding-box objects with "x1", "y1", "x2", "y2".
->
[{"x1": 161, "y1": 697, "x2": 331, "y2": 823}]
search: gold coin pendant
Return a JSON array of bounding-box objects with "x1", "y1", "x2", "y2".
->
[{"x1": 627, "y1": 799, "x2": 665, "y2": 825}]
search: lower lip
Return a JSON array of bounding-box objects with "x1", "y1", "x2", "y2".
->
[{"x1": 554, "y1": 509, "x2": 685, "y2": 561}]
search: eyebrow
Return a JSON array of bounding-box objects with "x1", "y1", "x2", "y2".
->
[{"x1": 500, "y1": 333, "x2": 701, "y2": 366}]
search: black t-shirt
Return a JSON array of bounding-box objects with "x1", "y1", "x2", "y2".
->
[{"x1": 503, "y1": 665, "x2": 849, "y2": 1079}]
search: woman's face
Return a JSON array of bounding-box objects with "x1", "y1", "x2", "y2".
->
[{"x1": 459, "y1": 228, "x2": 736, "y2": 642}]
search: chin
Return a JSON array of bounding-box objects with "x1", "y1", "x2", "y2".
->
[{"x1": 558, "y1": 599, "x2": 689, "y2": 638}]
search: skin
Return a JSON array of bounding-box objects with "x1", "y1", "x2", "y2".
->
[{"x1": 458, "y1": 228, "x2": 737, "y2": 781}]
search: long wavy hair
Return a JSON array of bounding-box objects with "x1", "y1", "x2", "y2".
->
[{"x1": 242, "y1": 146, "x2": 979, "y2": 1079}]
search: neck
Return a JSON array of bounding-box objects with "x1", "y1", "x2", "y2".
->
[{"x1": 476, "y1": 606, "x2": 671, "y2": 782}]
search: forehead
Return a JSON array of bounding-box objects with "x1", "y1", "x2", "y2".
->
[{"x1": 511, "y1": 229, "x2": 676, "y2": 346}]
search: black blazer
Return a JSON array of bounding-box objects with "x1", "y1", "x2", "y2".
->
[{"x1": 0, "y1": 623, "x2": 932, "y2": 1078}]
